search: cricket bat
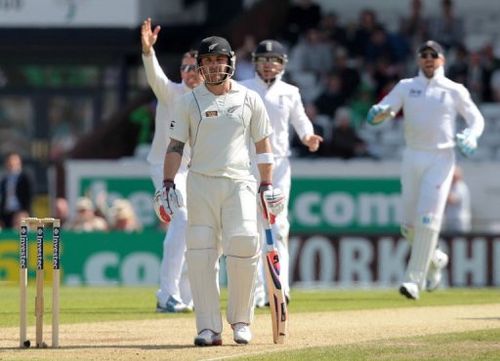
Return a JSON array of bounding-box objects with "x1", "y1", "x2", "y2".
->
[{"x1": 261, "y1": 201, "x2": 288, "y2": 344}]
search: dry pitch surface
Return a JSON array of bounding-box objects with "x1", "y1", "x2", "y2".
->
[{"x1": 1, "y1": 304, "x2": 499, "y2": 361}]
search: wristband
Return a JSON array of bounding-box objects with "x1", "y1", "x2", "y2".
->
[{"x1": 256, "y1": 152, "x2": 274, "y2": 164}]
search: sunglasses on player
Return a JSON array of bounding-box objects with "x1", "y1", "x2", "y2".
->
[
  {"x1": 180, "y1": 64, "x2": 197, "y2": 72},
  {"x1": 419, "y1": 51, "x2": 439, "y2": 59}
]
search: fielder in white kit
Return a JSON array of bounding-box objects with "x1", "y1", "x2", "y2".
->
[
  {"x1": 367, "y1": 40, "x2": 484, "y2": 300},
  {"x1": 162, "y1": 36, "x2": 284, "y2": 346},
  {"x1": 141, "y1": 18, "x2": 201, "y2": 312},
  {"x1": 240, "y1": 39, "x2": 323, "y2": 305}
]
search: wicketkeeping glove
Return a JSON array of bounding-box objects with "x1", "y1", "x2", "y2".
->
[
  {"x1": 153, "y1": 179, "x2": 184, "y2": 224},
  {"x1": 366, "y1": 104, "x2": 395, "y2": 125},
  {"x1": 258, "y1": 183, "x2": 285, "y2": 217},
  {"x1": 456, "y1": 128, "x2": 478, "y2": 157}
]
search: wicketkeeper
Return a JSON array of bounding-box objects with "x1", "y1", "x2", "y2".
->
[{"x1": 367, "y1": 40, "x2": 484, "y2": 300}]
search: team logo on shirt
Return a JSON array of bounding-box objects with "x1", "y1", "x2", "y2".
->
[
  {"x1": 169, "y1": 120, "x2": 176, "y2": 129},
  {"x1": 278, "y1": 95, "x2": 284, "y2": 108},
  {"x1": 227, "y1": 105, "x2": 240, "y2": 114},
  {"x1": 409, "y1": 89, "x2": 422, "y2": 97},
  {"x1": 205, "y1": 110, "x2": 218, "y2": 117}
]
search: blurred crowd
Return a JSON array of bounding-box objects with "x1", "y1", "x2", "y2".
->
[
  {"x1": 234, "y1": 0, "x2": 500, "y2": 159},
  {"x1": 0, "y1": 152, "x2": 143, "y2": 233}
]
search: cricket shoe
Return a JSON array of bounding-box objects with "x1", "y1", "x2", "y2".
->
[
  {"x1": 399, "y1": 282, "x2": 419, "y2": 300},
  {"x1": 426, "y1": 249, "x2": 449, "y2": 292},
  {"x1": 232, "y1": 323, "x2": 252, "y2": 344},
  {"x1": 194, "y1": 329, "x2": 222, "y2": 346},
  {"x1": 156, "y1": 295, "x2": 192, "y2": 313},
  {"x1": 254, "y1": 293, "x2": 267, "y2": 308}
]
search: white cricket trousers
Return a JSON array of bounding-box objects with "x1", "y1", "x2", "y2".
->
[
  {"x1": 185, "y1": 172, "x2": 259, "y2": 334},
  {"x1": 400, "y1": 147, "x2": 455, "y2": 288}
]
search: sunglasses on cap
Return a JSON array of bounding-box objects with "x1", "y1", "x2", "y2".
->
[
  {"x1": 180, "y1": 64, "x2": 197, "y2": 72},
  {"x1": 419, "y1": 51, "x2": 439, "y2": 59}
]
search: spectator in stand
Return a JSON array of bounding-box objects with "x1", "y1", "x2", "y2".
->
[
  {"x1": 427, "y1": 0, "x2": 464, "y2": 50},
  {"x1": 319, "y1": 11, "x2": 348, "y2": 48},
  {"x1": 109, "y1": 199, "x2": 142, "y2": 232},
  {"x1": 490, "y1": 68, "x2": 500, "y2": 102},
  {"x1": 364, "y1": 25, "x2": 396, "y2": 65},
  {"x1": 234, "y1": 35, "x2": 257, "y2": 81},
  {"x1": 53, "y1": 197, "x2": 70, "y2": 227},
  {"x1": 479, "y1": 43, "x2": 498, "y2": 102},
  {"x1": 447, "y1": 44, "x2": 469, "y2": 84},
  {"x1": 11, "y1": 210, "x2": 30, "y2": 230},
  {"x1": 449, "y1": 45, "x2": 491, "y2": 103},
  {"x1": 0, "y1": 152, "x2": 34, "y2": 228},
  {"x1": 65, "y1": 197, "x2": 108, "y2": 232},
  {"x1": 314, "y1": 72, "x2": 346, "y2": 117},
  {"x1": 333, "y1": 47, "x2": 361, "y2": 102},
  {"x1": 349, "y1": 9, "x2": 381, "y2": 60},
  {"x1": 371, "y1": 57, "x2": 401, "y2": 100},
  {"x1": 289, "y1": 28, "x2": 333, "y2": 78},
  {"x1": 466, "y1": 50, "x2": 491, "y2": 103},
  {"x1": 329, "y1": 107, "x2": 371, "y2": 159},
  {"x1": 400, "y1": 0, "x2": 429, "y2": 50},
  {"x1": 350, "y1": 85, "x2": 375, "y2": 129},
  {"x1": 443, "y1": 166, "x2": 471, "y2": 233},
  {"x1": 284, "y1": 0, "x2": 322, "y2": 45}
]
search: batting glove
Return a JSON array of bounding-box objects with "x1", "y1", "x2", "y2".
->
[
  {"x1": 153, "y1": 179, "x2": 184, "y2": 224},
  {"x1": 366, "y1": 104, "x2": 394, "y2": 125},
  {"x1": 259, "y1": 183, "x2": 285, "y2": 217},
  {"x1": 456, "y1": 128, "x2": 478, "y2": 157}
]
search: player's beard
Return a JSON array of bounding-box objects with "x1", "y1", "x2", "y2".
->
[{"x1": 201, "y1": 65, "x2": 232, "y2": 85}]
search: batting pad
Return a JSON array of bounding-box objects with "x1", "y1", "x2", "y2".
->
[
  {"x1": 226, "y1": 251, "x2": 259, "y2": 325},
  {"x1": 186, "y1": 248, "x2": 222, "y2": 333},
  {"x1": 404, "y1": 224, "x2": 439, "y2": 290},
  {"x1": 400, "y1": 224, "x2": 415, "y2": 245}
]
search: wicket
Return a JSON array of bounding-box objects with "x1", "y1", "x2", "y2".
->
[{"x1": 19, "y1": 217, "x2": 61, "y2": 348}]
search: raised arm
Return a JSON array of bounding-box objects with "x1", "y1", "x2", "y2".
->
[
  {"x1": 141, "y1": 18, "x2": 171, "y2": 101},
  {"x1": 141, "y1": 17, "x2": 160, "y2": 56}
]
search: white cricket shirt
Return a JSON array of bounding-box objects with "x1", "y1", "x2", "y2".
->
[
  {"x1": 171, "y1": 80, "x2": 272, "y2": 179},
  {"x1": 379, "y1": 67, "x2": 484, "y2": 151},
  {"x1": 240, "y1": 75, "x2": 314, "y2": 157},
  {"x1": 142, "y1": 50, "x2": 191, "y2": 169}
]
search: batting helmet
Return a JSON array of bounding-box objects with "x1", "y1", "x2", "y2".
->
[
  {"x1": 252, "y1": 40, "x2": 288, "y2": 63},
  {"x1": 252, "y1": 39, "x2": 288, "y2": 84},
  {"x1": 197, "y1": 36, "x2": 235, "y2": 83}
]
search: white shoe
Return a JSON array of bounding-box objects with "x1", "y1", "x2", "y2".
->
[
  {"x1": 426, "y1": 249, "x2": 449, "y2": 291},
  {"x1": 194, "y1": 329, "x2": 222, "y2": 346},
  {"x1": 399, "y1": 282, "x2": 419, "y2": 300},
  {"x1": 254, "y1": 293, "x2": 266, "y2": 308},
  {"x1": 232, "y1": 323, "x2": 252, "y2": 344},
  {"x1": 156, "y1": 295, "x2": 192, "y2": 313}
]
